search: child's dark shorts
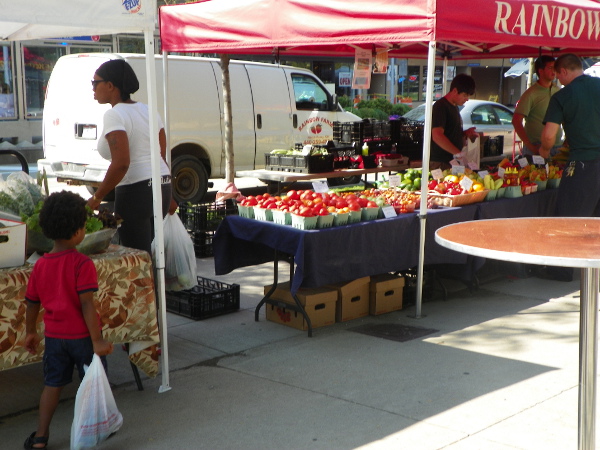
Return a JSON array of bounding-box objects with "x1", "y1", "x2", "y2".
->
[{"x1": 43, "y1": 337, "x2": 108, "y2": 388}]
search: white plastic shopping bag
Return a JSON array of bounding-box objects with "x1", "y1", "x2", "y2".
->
[
  {"x1": 161, "y1": 213, "x2": 197, "y2": 291},
  {"x1": 71, "y1": 354, "x2": 123, "y2": 450}
]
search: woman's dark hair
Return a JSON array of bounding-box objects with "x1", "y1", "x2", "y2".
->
[
  {"x1": 39, "y1": 191, "x2": 88, "y2": 241},
  {"x1": 95, "y1": 59, "x2": 140, "y2": 102}
]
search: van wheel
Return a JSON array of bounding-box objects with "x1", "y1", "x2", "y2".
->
[
  {"x1": 172, "y1": 155, "x2": 209, "y2": 204},
  {"x1": 327, "y1": 175, "x2": 362, "y2": 187},
  {"x1": 86, "y1": 186, "x2": 115, "y2": 202}
]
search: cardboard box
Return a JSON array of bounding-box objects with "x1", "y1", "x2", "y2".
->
[
  {"x1": 264, "y1": 282, "x2": 337, "y2": 330},
  {"x1": 369, "y1": 273, "x2": 405, "y2": 315},
  {"x1": 326, "y1": 276, "x2": 370, "y2": 322},
  {"x1": 0, "y1": 219, "x2": 26, "y2": 269}
]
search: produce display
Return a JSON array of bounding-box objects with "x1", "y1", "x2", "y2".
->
[{"x1": 238, "y1": 157, "x2": 565, "y2": 228}]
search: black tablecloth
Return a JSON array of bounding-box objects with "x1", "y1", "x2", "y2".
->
[{"x1": 214, "y1": 188, "x2": 558, "y2": 294}]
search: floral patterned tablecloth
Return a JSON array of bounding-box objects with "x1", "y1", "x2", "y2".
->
[{"x1": 0, "y1": 245, "x2": 160, "y2": 377}]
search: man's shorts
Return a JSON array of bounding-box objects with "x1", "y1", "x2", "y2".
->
[{"x1": 43, "y1": 337, "x2": 107, "y2": 388}]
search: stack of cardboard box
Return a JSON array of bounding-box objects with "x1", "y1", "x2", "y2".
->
[{"x1": 265, "y1": 273, "x2": 405, "y2": 330}]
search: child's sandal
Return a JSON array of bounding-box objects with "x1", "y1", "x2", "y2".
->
[{"x1": 24, "y1": 431, "x2": 48, "y2": 449}]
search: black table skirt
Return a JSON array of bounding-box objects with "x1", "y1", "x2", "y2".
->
[{"x1": 214, "y1": 189, "x2": 558, "y2": 293}]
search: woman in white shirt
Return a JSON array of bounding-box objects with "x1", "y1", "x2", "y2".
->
[{"x1": 87, "y1": 59, "x2": 176, "y2": 255}]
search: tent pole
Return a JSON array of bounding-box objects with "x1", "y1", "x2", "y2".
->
[
  {"x1": 143, "y1": 25, "x2": 171, "y2": 393},
  {"x1": 413, "y1": 40, "x2": 436, "y2": 319}
]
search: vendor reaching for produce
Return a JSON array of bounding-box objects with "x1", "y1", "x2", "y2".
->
[
  {"x1": 539, "y1": 53, "x2": 600, "y2": 282},
  {"x1": 430, "y1": 74, "x2": 478, "y2": 170},
  {"x1": 512, "y1": 55, "x2": 562, "y2": 157},
  {"x1": 87, "y1": 59, "x2": 177, "y2": 255}
]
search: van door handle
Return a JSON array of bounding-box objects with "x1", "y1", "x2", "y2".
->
[
  {"x1": 292, "y1": 114, "x2": 298, "y2": 128},
  {"x1": 256, "y1": 114, "x2": 262, "y2": 129}
]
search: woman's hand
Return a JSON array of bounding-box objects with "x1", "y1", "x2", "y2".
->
[{"x1": 87, "y1": 195, "x2": 103, "y2": 211}]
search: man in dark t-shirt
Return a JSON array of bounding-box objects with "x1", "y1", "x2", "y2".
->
[{"x1": 430, "y1": 74, "x2": 478, "y2": 169}]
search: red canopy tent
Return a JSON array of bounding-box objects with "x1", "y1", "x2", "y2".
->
[
  {"x1": 159, "y1": 0, "x2": 600, "y2": 304},
  {"x1": 160, "y1": 0, "x2": 600, "y2": 59},
  {"x1": 159, "y1": 4, "x2": 600, "y2": 443}
]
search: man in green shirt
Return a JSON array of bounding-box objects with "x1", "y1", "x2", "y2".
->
[{"x1": 512, "y1": 55, "x2": 562, "y2": 157}]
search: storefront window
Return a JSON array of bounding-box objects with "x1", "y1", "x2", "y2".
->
[
  {"x1": 0, "y1": 44, "x2": 17, "y2": 119},
  {"x1": 401, "y1": 65, "x2": 420, "y2": 101},
  {"x1": 23, "y1": 46, "x2": 66, "y2": 118},
  {"x1": 423, "y1": 66, "x2": 444, "y2": 100}
]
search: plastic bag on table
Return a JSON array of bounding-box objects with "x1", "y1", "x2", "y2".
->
[
  {"x1": 70, "y1": 354, "x2": 123, "y2": 450},
  {"x1": 7, "y1": 171, "x2": 45, "y2": 206},
  {"x1": 160, "y1": 213, "x2": 197, "y2": 292}
]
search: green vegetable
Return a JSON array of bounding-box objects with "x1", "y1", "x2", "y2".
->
[{"x1": 85, "y1": 206, "x2": 104, "y2": 233}]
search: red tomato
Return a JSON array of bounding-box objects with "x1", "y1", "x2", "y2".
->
[
  {"x1": 300, "y1": 190, "x2": 314, "y2": 201},
  {"x1": 344, "y1": 194, "x2": 358, "y2": 203},
  {"x1": 286, "y1": 190, "x2": 300, "y2": 201},
  {"x1": 347, "y1": 202, "x2": 361, "y2": 212},
  {"x1": 357, "y1": 197, "x2": 369, "y2": 208},
  {"x1": 335, "y1": 198, "x2": 348, "y2": 209},
  {"x1": 366, "y1": 201, "x2": 378, "y2": 208}
]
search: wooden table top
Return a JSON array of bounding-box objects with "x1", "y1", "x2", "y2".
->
[{"x1": 435, "y1": 217, "x2": 600, "y2": 268}]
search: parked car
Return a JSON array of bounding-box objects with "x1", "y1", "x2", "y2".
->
[{"x1": 402, "y1": 100, "x2": 515, "y2": 157}]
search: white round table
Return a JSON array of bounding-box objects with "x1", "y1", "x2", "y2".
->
[{"x1": 436, "y1": 217, "x2": 600, "y2": 450}]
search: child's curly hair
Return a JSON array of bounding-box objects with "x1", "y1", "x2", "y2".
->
[{"x1": 39, "y1": 191, "x2": 88, "y2": 240}]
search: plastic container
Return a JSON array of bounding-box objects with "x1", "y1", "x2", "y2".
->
[
  {"x1": 253, "y1": 207, "x2": 274, "y2": 221},
  {"x1": 485, "y1": 190, "x2": 498, "y2": 201},
  {"x1": 347, "y1": 210, "x2": 362, "y2": 224},
  {"x1": 316, "y1": 214, "x2": 334, "y2": 229},
  {"x1": 332, "y1": 212, "x2": 349, "y2": 226},
  {"x1": 291, "y1": 214, "x2": 318, "y2": 230},
  {"x1": 166, "y1": 276, "x2": 240, "y2": 320},
  {"x1": 361, "y1": 207, "x2": 379, "y2": 221},
  {"x1": 272, "y1": 209, "x2": 292, "y2": 225},
  {"x1": 237, "y1": 204, "x2": 255, "y2": 219}
]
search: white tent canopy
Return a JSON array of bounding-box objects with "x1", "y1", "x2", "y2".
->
[{"x1": 1, "y1": 0, "x2": 172, "y2": 393}]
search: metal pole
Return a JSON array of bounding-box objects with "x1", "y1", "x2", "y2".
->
[
  {"x1": 143, "y1": 24, "x2": 171, "y2": 394},
  {"x1": 413, "y1": 41, "x2": 436, "y2": 319},
  {"x1": 578, "y1": 267, "x2": 598, "y2": 450}
]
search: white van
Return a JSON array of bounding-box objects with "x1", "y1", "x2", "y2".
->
[{"x1": 40, "y1": 53, "x2": 361, "y2": 203}]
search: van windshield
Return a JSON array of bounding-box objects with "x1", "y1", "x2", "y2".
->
[{"x1": 292, "y1": 74, "x2": 330, "y2": 111}]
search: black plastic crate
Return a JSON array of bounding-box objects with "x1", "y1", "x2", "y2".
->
[
  {"x1": 177, "y1": 199, "x2": 238, "y2": 233},
  {"x1": 264, "y1": 154, "x2": 334, "y2": 173},
  {"x1": 390, "y1": 119, "x2": 424, "y2": 149},
  {"x1": 333, "y1": 121, "x2": 372, "y2": 143},
  {"x1": 166, "y1": 276, "x2": 240, "y2": 320},
  {"x1": 192, "y1": 230, "x2": 215, "y2": 258}
]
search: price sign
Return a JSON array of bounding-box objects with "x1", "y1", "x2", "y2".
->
[
  {"x1": 532, "y1": 155, "x2": 545, "y2": 165},
  {"x1": 459, "y1": 176, "x2": 473, "y2": 192},
  {"x1": 498, "y1": 167, "x2": 505, "y2": 178},
  {"x1": 382, "y1": 205, "x2": 397, "y2": 218},
  {"x1": 389, "y1": 174, "x2": 401, "y2": 187},
  {"x1": 431, "y1": 168, "x2": 443, "y2": 180},
  {"x1": 312, "y1": 181, "x2": 329, "y2": 193},
  {"x1": 478, "y1": 170, "x2": 489, "y2": 178},
  {"x1": 518, "y1": 157, "x2": 529, "y2": 167},
  {"x1": 451, "y1": 165, "x2": 465, "y2": 175}
]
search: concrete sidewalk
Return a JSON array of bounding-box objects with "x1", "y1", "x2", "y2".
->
[{"x1": 0, "y1": 255, "x2": 589, "y2": 450}]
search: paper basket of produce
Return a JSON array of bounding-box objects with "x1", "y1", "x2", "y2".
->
[{"x1": 427, "y1": 189, "x2": 488, "y2": 207}]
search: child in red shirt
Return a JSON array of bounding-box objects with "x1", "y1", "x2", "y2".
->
[{"x1": 24, "y1": 191, "x2": 113, "y2": 450}]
